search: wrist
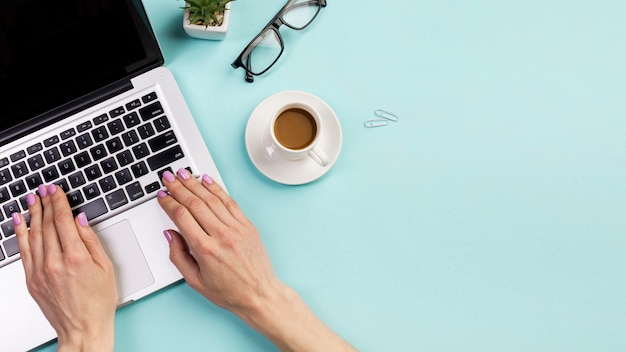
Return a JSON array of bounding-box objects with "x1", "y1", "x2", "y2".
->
[{"x1": 57, "y1": 322, "x2": 115, "y2": 352}]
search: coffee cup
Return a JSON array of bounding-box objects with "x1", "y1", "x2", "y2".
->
[{"x1": 266, "y1": 102, "x2": 329, "y2": 167}]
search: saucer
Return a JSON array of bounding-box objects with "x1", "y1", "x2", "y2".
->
[{"x1": 245, "y1": 90, "x2": 342, "y2": 185}]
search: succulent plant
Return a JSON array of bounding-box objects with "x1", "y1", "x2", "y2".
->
[{"x1": 182, "y1": 0, "x2": 235, "y2": 27}]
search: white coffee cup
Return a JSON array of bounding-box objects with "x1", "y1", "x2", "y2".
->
[{"x1": 266, "y1": 102, "x2": 329, "y2": 167}]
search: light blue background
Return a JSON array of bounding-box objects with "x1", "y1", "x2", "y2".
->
[{"x1": 37, "y1": 0, "x2": 625, "y2": 351}]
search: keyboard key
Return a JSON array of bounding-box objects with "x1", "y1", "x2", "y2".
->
[
  {"x1": 9, "y1": 180, "x2": 27, "y2": 197},
  {"x1": 105, "y1": 189, "x2": 128, "y2": 210},
  {"x1": 132, "y1": 142, "x2": 149, "y2": 160},
  {"x1": 11, "y1": 161, "x2": 28, "y2": 178},
  {"x1": 116, "y1": 150, "x2": 134, "y2": 167},
  {"x1": 25, "y1": 173, "x2": 43, "y2": 190},
  {"x1": 0, "y1": 187, "x2": 10, "y2": 204},
  {"x1": 90, "y1": 144, "x2": 108, "y2": 161},
  {"x1": 106, "y1": 137, "x2": 124, "y2": 154},
  {"x1": 44, "y1": 147, "x2": 61, "y2": 163},
  {"x1": 0, "y1": 158, "x2": 8, "y2": 168},
  {"x1": 72, "y1": 198, "x2": 107, "y2": 221},
  {"x1": 10, "y1": 150, "x2": 26, "y2": 162},
  {"x1": 0, "y1": 247, "x2": 4, "y2": 261},
  {"x1": 107, "y1": 119, "x2": 125, "y2": 135},
  {"x1": 60, "y1": 128, "x2": 76, "y2": 140},
  {"x1": 93, "y1": 113, "x2": 108, "y2": 125},
  {"x1": 146, "y1": 145, "x2": 184, "y2": 171},
  {"x1": 114, "y1": 168, "x2": 133, "y2": 185},
  {"x1": 139, "y1": 101, "x2": 164, "y2": 121},
  {"x1": 76, "y1": 121, "x2": 93, "y2": 132},
  {"x1": 54, "y1": 179, "x2": 70, "y2": 193},
  {"x1": 67, "y1": 190, "x2": 84, "y2": 207},
  {"x1": 144, "y1": 181, "x2": 160, "y2": 194},
  {"x1": 68, "y1": 171, "x2": 86, "y2": 188},
  {"x1": 0, "y1": 168, "x2": 12, "y2": 185},
  {"x1": 130, "y1": 161, "x2": 148, "y2": 178},
  {"x1": 137, "y1": 123, "x2": 155, "y2": 139},
  {"x1": 126, "y1": 99, "x2": 141, "y2": 111},
  {"x1": 27, "y1": 154, "x2": 45, "y2": 170},
  {"x1": 92, "y1": 126, "x2": 109, "y2": 142},
  {"x1": 148, "y1": 131, "x2": 177, "y2": 152},
  {"x1": 142, "y1": 92, "x2": 157, "y2": 103},
  {"x1": 3, "y1": 236, "x2": 19, "y2": 256},
  {"x1": 76, "y1": 133, "x2": 94, "y2": 149},
  {"x1": 3, "y1": 201, "x2": 19, "y2": 218},
  {"x1": 83, "y1": 183, "x2": 101, "y2": 200},
  {"x1": 27, "y1": 143, "x2": 43, "y2": 154},
  {"x1": 84, "y1": 165, "x2": 102, "y2": 181},
  {"x1": 41, "y1": 165, "x2": 60, "y2": 182},
  {"x1": 122, "y1": 130, "x2": 139, "y2": 146},
  {"x1": 60, "y1": 140, "x2": 78, "y2": 156},
  {"x1": 110, "y1": 106, "x2": 125, "y2": 118},
  {"x1": 74, "y1": 151, "x2": 92, "y2": 168},
  {"x1": 43, "y1": 135, "x2": 60, "y2": 147},
  {"x1": 99, "y1": 175, "x2": 116, "y2": 193},
  {"x1": 100, "y1": 158, "x2": 118, "y2": 174},
  {"x1": 153, "y1": 116, "x2": 171, "y2": 132},
  {"x1": 123, "y1": 111, "x2": 141, "y2": 128},
  {"x1": 126, "y1": 181, "x2": 144, "y2": 201},
  {"x1": 58, "y1": 159, "x2": 76, "y2": 175}
]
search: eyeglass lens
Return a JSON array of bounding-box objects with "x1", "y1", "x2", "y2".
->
[{"x1": 245, "y1": 0, "x2": 321, "y2": 75}]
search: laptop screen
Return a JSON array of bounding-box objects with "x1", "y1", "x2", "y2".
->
[{"x1": 0, "y1": 0, "x2": 163, "y2": 142}]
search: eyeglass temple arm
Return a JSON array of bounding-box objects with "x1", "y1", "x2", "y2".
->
[{"x1": 245, "y1": 55, "x2": 254, "y2": 83}]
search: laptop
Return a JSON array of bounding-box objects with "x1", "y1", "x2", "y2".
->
[{"x1": 0, "y1": 0, "x2": 224, "y2": 350}]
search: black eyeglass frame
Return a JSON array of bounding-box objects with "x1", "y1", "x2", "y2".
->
[{"x1": 231, "y1": 0, "x2": 327, "y2": 83}]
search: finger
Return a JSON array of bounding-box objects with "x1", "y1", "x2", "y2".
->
[
  {"x1": 47, "y1": 184, "x2": 87, "y2": 254},
  {"x1": 200, "y1": 174, "x2": 253, "y2": 227},
  {"x1": 173, "y1": 168, "x2": 240, "y2": 229},
  {"x1": 40, "y1": 185, "x2": 63, "y2": 260},
  {"x1": 74, "y1": 212, "x2": 111, "y2": 267},
  {"x1": 163, "y1": 229, "x2": 202, "y2": 288},
  {"x1": 27, "y1": 186, "x2": 46, "y2": 268},
  {"x1": 160, "y1": 171, "x2": 230, "y2": 239},
  {"x1": 14, "y1": 196, "x2": 34, "y2": 275},
  {"x1": 157, "y1": 188, "x2": 216, "y2": 251}
]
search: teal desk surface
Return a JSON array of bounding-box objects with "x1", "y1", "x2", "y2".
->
[{"x1": 38, "y1": 0, "x2": 625, "y2": 351}]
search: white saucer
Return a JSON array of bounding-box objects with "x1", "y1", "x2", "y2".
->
[{"x1": 245, "y1": 90, "x2": 342, "y2": 185}]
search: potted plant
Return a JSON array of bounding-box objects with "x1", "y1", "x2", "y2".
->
[{"x1": 181, "y1": 0, "x2": 235, "y2": 40}]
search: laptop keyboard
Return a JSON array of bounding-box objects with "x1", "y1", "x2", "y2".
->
[{"x1": 0, "y1": 91, "x2": 189, "y2": 268}]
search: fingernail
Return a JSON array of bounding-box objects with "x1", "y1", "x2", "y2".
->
[
  {"x1": 26, "y1": 193, "x2": 36, "y2": 207},
  {"x1": 163, "y1": 230, "x2": 172, "y2": 244},
  {"x1": 77, "y1": 212, "x2": 89, "y2": 227},
  {"x1": 48, "y1": 184, "x2": 57, "y2": 195},
  {"x1": 202, "y1": 174, "x2": 214, "y2": 185},
  {"x1": 38, "y1": 184, "x2": 47, "y2": 197},
  {"x1": 11, "y1": 212, "x2": 21, "y2": 226},
  {"x1": 157, "y1": 190, "x2": 168, "y2": 198},
  {"x1": 177, "y1": 168, "x2": 190, "y2": 180},
  {"x1": 163, "y1": 170, "x2": 175, "y2": 183}
]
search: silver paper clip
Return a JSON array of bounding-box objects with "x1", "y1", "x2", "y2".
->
[
  {"x1": 364, "y1": 119, "x2": 389, "y2": 128},
  {"x1": 374, "y1": 109, "x2": 399, "y2": 122}
]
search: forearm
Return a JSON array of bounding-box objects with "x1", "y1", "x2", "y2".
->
[{"x1": 236, "y1": 282, "x2": 356, "y2": 352}]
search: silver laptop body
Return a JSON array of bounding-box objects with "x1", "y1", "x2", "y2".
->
[{"x1": 0, "y1": 1, "x2": 223, "y2": 350}]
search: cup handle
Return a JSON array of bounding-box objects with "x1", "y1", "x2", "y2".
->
[{"x1": 308, "y1": 146, "x2": 329, "y2": 167}]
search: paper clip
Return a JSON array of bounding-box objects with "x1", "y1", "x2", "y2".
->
[
  {"x1": 364, "y1": 119, "x2": 389, "y2": 128},
  {"x1": 374, "y1": 109, "x2": 399, "y2": 122}
]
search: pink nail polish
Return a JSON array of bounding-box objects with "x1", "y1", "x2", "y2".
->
[
  {"x1": 177, "y1": 168, "x2": 190, "y2": 180},
  {"x1": 157, "y1": 190, "x2": 168, "y2": 198},
  {"x1": 11, "y1": 212, "x2": 21, "y2": 226},
  {"x1": 48, "y1": 184, "x2": 57, "y2": 195},
  {"x1": 163, "y1": 170, "x2": 175, "y2": 183},
  {"x1": 26, "y1": 194, "x2": 36, "y2": 207},
  {"x1": 77, "y1": 212, "x2": 89, "y2": 227},
  {"x1": 38, "y1": 184, "x2": 47, "y2": 197},
  {"x1": 202, "y1": 174, "x2": 214, "y2": 185},
  {"x1": 163, "y1": 230, "x2": 172, "y2": 244}
]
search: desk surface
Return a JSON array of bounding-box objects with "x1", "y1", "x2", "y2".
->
[{"x1": 38, "y1": 0, "x2": 626, "y2": 350}]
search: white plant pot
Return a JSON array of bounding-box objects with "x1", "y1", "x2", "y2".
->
[{"x1": 183, "y1": 2, "x2": 231, "y2": 40}]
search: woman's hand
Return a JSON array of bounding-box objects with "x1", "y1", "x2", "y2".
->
[
  {"x1": 158, "y1": 169, "x2": 356, "y2": 352},
  {"x1": 14, "y1": 184, "x2": 117, "y2": 352}
]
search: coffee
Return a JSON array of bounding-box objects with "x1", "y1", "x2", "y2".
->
[{"x1": 273, "y1": 108, "x2": 318, "y2": 150}]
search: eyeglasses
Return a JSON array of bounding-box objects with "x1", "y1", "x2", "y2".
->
[{"x1": 231, "y1": 0, "x2": 327, "y2": 83}]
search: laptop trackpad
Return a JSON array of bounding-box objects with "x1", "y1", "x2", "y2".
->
[{"x1": 96, "y1": 220, "x2": 155, "y2": 300}]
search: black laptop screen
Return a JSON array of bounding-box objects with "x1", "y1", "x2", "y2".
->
[{"x1": 0, "y1": 0, "x2": 163, "y2": 142}]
